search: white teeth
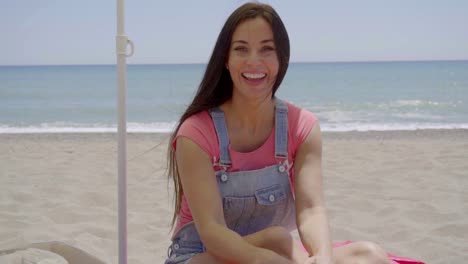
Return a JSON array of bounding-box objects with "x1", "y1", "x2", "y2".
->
[{"x1": 242, "y1": 73, "x2": 266, "y2": 79}]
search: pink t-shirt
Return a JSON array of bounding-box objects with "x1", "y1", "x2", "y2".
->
[{"x1": 172, "y1": 101, "x2": 318, "y2": 234}]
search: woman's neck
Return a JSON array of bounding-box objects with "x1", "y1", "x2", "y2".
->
[{"x1": 221, "y1": 95, "x2": 275, "y2": 136}]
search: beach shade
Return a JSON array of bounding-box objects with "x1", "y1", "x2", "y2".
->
[{"x1": 116, "y1": 0, "x2": 134, "y2": 263}]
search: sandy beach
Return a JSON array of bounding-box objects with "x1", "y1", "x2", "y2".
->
[{"x1": 1, "y1": 130, "x2": 467, "y2": 264}]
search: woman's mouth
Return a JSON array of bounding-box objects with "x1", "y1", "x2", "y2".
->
[{"x1": 241, "y1": 72, "x2": 266, "y2": 83}]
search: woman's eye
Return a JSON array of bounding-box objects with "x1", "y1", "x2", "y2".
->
[
  {"x1": 262, "y1": 46, "x2": 275, "y2": 52},
  {"x1": 234, "y1": 46, "x2": 248, "y2": 52}
]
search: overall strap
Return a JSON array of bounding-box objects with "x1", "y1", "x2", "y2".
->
[
  {"x1": 275, "y1": 99, "x2": 288, "y2": 159},
  {"x1": 209, "y1": 108, "x2": 232, "y2": 167},
  {"x1": 210, "y1": 99, "x2": 288, "y2": 166}
]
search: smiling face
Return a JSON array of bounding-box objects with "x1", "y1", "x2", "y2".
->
[{"x1": 226, "y1": 17, "x2": 279, "y2": 102}]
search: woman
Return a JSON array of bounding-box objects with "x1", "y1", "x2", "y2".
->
[{"x1": 165, "y1": 3, "x2": 391, "y2": 264}]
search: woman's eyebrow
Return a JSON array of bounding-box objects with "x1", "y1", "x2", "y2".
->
[
  {"x1": 261, "y1": 39, "x2": 274, "y2": 44},
  {"x1": 232, "y1": 40, "x2": 248, "y2": 45}
]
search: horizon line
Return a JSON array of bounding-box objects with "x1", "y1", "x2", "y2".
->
[{"x1": 1, "y1": 58, "x2": 467, "y2": 67}]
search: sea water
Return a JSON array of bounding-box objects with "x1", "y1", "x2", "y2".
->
[{"x1": 1, "y1": 61, "x2": 467, "y2": 133}]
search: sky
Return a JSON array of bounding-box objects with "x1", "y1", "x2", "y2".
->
[{"x1": 1, "y1": 0, "x2": 467, "y2": 65}]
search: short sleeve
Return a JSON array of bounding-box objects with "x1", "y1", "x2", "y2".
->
[
  {"x1": 173, "y1": 111, "x2": 219, "y2": 163},
  {"x1": 286, "y1": 102, "x2": 318, "y2": 157}
]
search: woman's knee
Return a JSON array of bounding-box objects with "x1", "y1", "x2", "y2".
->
[{"x1": 350, "y1": 241, "x2": 391, "y2": 263}]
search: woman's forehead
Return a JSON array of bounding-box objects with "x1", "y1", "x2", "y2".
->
[{"x1": 231, "y1": 17, "x2": 273, "y2": 44}]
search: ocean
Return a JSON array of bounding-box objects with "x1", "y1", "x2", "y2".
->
[{"x1": 1, "y1": 61, "x2": 467, "y2": 133}]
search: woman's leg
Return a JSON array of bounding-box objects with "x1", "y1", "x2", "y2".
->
[
  {"x1": 333, "y1": 241, "x2": 392, "y2": 264},
  {"x1": 185, "y1": 252, "x2": 221, "y2": 264},
  {"x1": 188, "y1": 226, "x2": 308, "y2": 264},
  {"x1": 188, "y1": 235, "x2": 392, "y2": 264}
]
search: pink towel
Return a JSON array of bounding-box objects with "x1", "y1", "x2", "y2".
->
[{"x1": 301, "y1": 240, "x2": 425, "y2": 264}]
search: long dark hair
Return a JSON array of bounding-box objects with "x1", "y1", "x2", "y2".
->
[{"x1": 167, "y1": 2, "x2": 290, "y2": 228}]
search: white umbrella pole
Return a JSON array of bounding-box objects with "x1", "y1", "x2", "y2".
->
[{"x1": 116, "y1": 0, "x2": 133, "y2": 263}]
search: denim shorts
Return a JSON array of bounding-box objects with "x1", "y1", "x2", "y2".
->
[{"x1": 165, "y1": 224, "x2": 205, "y2": 264}]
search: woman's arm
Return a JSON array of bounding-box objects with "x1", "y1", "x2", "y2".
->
[
  {"x1": 176, "y1": 137, "x2": 291, "y2": 264},
  {"x1": 293, "y1": 122, "x2": 333, "y2": 262}
]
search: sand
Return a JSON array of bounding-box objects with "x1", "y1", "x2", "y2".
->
[{"x1": 0, "y1": 130, "x2": 467, "y2": 263}]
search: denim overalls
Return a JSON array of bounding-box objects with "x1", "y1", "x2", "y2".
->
[{"x1": 165, "y1": 100, "x2": 296, "y2": 264}]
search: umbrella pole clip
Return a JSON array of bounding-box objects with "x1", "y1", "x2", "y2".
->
[{"x1": 116, "y1": 35, "x2": 134, "y2": 57}]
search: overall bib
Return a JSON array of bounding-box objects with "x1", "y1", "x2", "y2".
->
[{"x1": 165, "y1": 100, "x2": 296, "y2": 264}]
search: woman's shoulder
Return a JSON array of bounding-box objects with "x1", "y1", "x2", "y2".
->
[
  {"x1": 179, "y1": 110, "x2": 213, "y2": 131},
  {"x1": 281, "y1": 100, "x2": 319, "y2": 151},
  {"x1": 176, "y1": 110, "x2": 219, "y2": 158},
  {"x1": 282, "y1": 100, "x2": 318, "y2": 126}
]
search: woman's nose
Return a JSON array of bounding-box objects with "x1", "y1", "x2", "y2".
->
[{"x1": 246, "y1": 51, "x2": 262, "y2": 66}]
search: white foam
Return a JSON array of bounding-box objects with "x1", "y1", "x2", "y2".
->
[
  {"x1": 320, "y1": 122, "x2": 468, "y2": 132},
  {"x1": 0, "y1": 122, "x2": 177, "y2": 134},
  {"x1": 393, "y1": 100, "x2": 424, "y2": 106},
  {"x1": 318, "y1": 110, "x2": 356, "y2": 123},
  {"x1": 1, "y1": 122, "x2": 468, "y2": 134},
  {"x1": 387, "y1": 100, "x2": 459, "y2": 108},
  {"x1": 391, "y1": 112, "x2": 443, "y2": 120}
]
